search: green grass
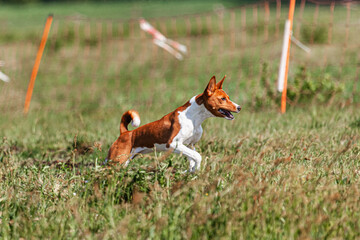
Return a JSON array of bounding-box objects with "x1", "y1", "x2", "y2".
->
[
  {"x1": 1, "y1": 1, "x2": 360, "y2": 239},
  {"x1": 1, "y1": 106, "x2": 360, "y2": 239},
  {"x1": 0, "y1": 0, "x2": 240, "y2": 40}
]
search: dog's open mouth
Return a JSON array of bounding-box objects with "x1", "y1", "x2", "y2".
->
[{"x1": 218, "y1": 108, "x2": 235, "y2": 120}]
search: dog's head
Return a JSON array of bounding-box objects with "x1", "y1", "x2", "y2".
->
[{"x1": 196, "y1": 76, "x2": 241, "y2": 120}]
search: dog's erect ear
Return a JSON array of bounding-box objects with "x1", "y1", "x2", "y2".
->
[
  {"x1": 205, "y1": 76, "x2": 216, "y2": 96},
  {"x1": 216, "y1": 75, "x2": 226, "y2": 89}
]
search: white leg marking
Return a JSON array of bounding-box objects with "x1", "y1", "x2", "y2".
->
[
  {"x1": 188, "y1": 158, "x2": 196, "y2": 172},
  {"x1": 187, "y1": 144, "x2": 196, "y2": 172},
  {"x1": 171, "y1": 143, "x2": 202, "y2": 172},
  {"x1": 130, "y1": 147, "x2": 152, "y2": 159}
]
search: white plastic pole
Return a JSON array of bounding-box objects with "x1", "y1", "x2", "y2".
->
[{"x1": 278, "y1": 20, "x2": 291, "y2": 92}]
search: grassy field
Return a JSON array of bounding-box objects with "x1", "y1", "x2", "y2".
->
[
  {"x1": 1, "y1": 105, "x2": 360, "y2": 239},
  {"x1": 1, "y1": 0, "x2": 360, "y2": 239},
  {"x1": 0, "y1": 0, "x2": 242, "y2": 38}
]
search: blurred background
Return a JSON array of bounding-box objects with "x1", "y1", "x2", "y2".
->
[{"x1": 0, "y1": 0, "x2": 359, "y2": 116}]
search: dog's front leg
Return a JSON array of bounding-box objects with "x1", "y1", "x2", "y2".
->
[
  {"x1": 187, "y1": 144, "x2": 196, "y2": 171},
  {"x1": 187, "y1": 158, "x2": 196, "y2": 172},
  {"x1": 171, "y1": 143, "x2": 202, "y2": 172}
]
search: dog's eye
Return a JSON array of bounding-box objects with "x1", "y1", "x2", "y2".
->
[{"x1": 221, "y1": 97, "x2": 226, "y2": 101}]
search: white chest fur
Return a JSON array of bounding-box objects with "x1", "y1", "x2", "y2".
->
[{"x1": 173, "y1": 96, "x2": 213, "y2": 146}]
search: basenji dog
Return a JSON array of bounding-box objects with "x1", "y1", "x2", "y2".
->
[{"x1": 107, "y1": 76, "x2": 241, "y2": 172}]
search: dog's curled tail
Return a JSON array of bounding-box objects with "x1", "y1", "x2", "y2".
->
[{"x1": 120, "y1": 110, "x2": 141, "y2": 135}]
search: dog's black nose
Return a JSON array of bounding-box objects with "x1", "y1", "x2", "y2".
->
[{"x1": 237, "y1": 106, "x2": 242, "y2": 112}]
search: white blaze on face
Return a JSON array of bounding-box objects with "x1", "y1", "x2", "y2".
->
[{"x1": 230, "y1": 100, "x2": 241, "y2": 113}]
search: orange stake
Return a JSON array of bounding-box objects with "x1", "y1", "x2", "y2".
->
[
  {"x1": 281, "y1": 0, "x2": 296, "y2": 114},
  {"x1": 24, "y1": 15, "x2": 53, "y2": 114}
]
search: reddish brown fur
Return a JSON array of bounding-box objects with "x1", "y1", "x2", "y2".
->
[
  {"x1": 107, "y1": 76, "x2": 238, "y2": 165},
  {"x1": 107, "y1": 101, "x2": 190, "y2": 164},
  {"x1": 196, "y1": 76, "x2": 238, "y2": 118},
  {"x1": 120, "y1": 110, "x2": 139, "y2": 134}
]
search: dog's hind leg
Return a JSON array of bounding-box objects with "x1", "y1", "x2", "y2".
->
[
  {"x1": 111, "y1": 147, "x2": 132, "y2": 165},
  {"x1": 107, "y1": 136, "x2": 133, "y2": 165},
  {"x1": 129, "y1": 147, "x2": 153, "y2": 161}
]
